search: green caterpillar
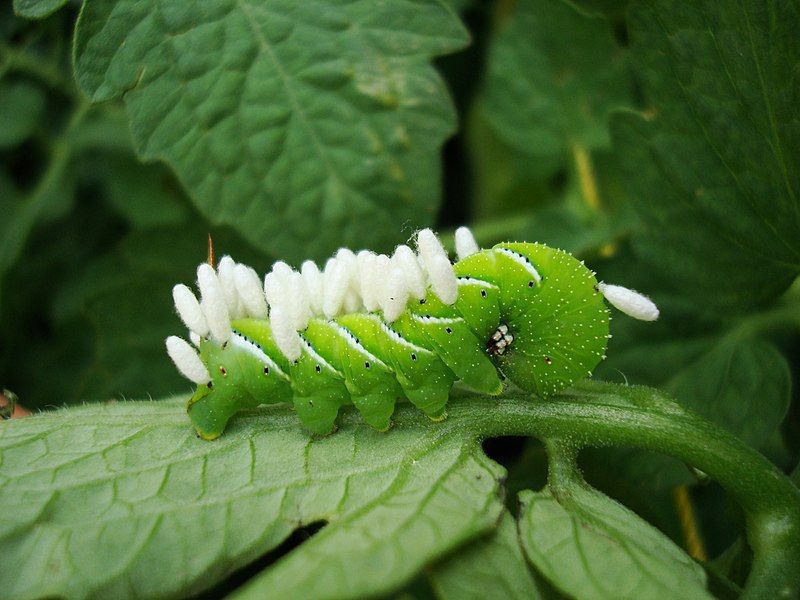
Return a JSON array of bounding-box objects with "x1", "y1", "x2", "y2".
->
[{"x1": 167, "y1": 227, "x2": 658, "y2": 439}]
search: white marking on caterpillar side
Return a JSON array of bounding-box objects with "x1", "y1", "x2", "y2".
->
[
  {"x1": 598, "y1": 283, "x2": 659, "y2": 321},
  {"x1": 230, "y1": 331, "x2": 288, "y2": 380},
  {"x1": 495, "y1": 248, "x2": 541, "y2": 283},
  {"x1": 300, "y1": 260, "x2": 324, "y2": 315},
  {"x1": 392, "y1": 245, "x2": 427, "y2": 299},
  {"x1": 455, "y1": 226, "x2": 479, "y2": 260},
  {"x1": 197, "y1": 263, "x2": 231, "y2": 343},
  {"x1": 217, "y1": 256, "x2": 244, "y2": 318},
  {"x1": 412, "y1": 314, "x2": 462, "y2": 325},
  {"x1": 428, "y1": 254, "x2": 458, "y2": 304},
  {"x1": 270, "y1": 306, "x2": 302, "y2": 361},
  {"x1": 234, "y1": 264, "x2": 268, "y2": 318},
  {"x1": 368, "y1": 316, "x2": 432, "y2": 353},
  {"x1": 300, "y1": 335, "x2": 341, "y2": 375},
  {"x1": 173, "y1": 284, "x2": 209, "y2": 336},
  {"x1": 381, "y1": 267, "x2": 410, "y2": 322},
  {"x1": 166, "y1": 336, "x2": 211, "y2": 384},
  {"x1": 333, "y1": 324, "x2": 389, "y2": 369},
  {"x1": 457, "y1": 277, "x2": 497, "y2": 289}
]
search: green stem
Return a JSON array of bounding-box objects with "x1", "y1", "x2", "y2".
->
[{"x1": 447, "y1": 381, "x2": 800, "y2": 600}]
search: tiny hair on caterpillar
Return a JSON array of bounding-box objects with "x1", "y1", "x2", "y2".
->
[{"x1": 166, "y1": 227, "x2": 658, "y2": 440}]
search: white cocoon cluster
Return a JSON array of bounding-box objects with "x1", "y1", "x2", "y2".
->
[
  {"x1": 455, "y1": 226, "x2": 479, "y2": 260},
  {"x1": 197, "y1": 263, "x2": 231, "y2": 342},
  {"x1": 166, "y1": 336, "x2": 210, "y2": 384},
  {"x1": 172, "y1": 284, "x2": 209, "y2": 337},
  {"x1": 598, "y1": 283, "x2": 659, "y2": 321}
]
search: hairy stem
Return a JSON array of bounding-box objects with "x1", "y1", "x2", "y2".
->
[{"x1": 447, "y1": 381, "x2": 800, "y2": 600}]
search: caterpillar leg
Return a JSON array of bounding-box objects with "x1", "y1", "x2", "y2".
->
[
  {"x1": 349, "y1": 388, "x2": 397, "y2": 432},
  {"x1": 292, "y1": 393, "x2": 343, "y2": 435}
]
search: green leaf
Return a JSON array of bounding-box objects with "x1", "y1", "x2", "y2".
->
[
  {"x1": 0, "y1": 399, "x2": 505, "y2": 600},
  {"x1": 518, "y1": 484, "x2": 712, "y2": 599},
  {"x1": 12, "y1": 0, "x2": 68, "y2": 19},
  {"x1": 483, "y1": 0, "x2": 631, "y2": 157},
  {"x1": 613, "y1": 0, "x2": 800, "y2": 310},
  {"x1": 0, "y1": 80, "x2": 46, "y2": 148},
  {"x1": 428, "y1": 510, "x2": 543, "y2": 600},
  {"x1": 665, "y1": 337, "x2": 790, "y2": 448},
  {"x1": 73, "y1": 0, "x2": 469, "y2": 263}
]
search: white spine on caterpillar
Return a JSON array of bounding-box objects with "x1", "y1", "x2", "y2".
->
[
  {"x1": 217, "y1": 256, "x2": 244, "y2": 319},
  {"x1": 455, "y1": 226, "x2": 479, "y2": 260},
  {"x1": 197, "y1": 263, "x2": 231, "y2": 342},
  {"x1": 233, "y1": 264, "x2": 268, "y2": 318},
  {"x1": 392, "y1": 244, "x2": 427, "y2": 300},
  {"x1": 269, "y1": 306, "x2": 303, "y2": 361},
  {"x1": 166, "y1": 335, "x2": 211, "y2": 384},
  {"x1": 598, "y1": 283, "x2": 659, "y2": 321},
  {"x1": 172, "y1": 284, "x2": 209, "y2": 337}
]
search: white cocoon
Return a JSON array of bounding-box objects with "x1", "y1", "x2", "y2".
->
[
  {"x1": 270, "y1": 306, "x2": 303, "y2": 361},
  {"x1": 381, "y1": 267, "x2": 410, "y2": 322},
  {"x1": 217, "y1": 256, "x2": 243, "y2": 318},
  {"x1": 166, "y1": 336, "x2": 210, "y2": 384},
  {"x1": 416, "y1": 228, "x2": 449, "y2": 269},
  {"x1": 598, "y1": 283, "x2": 659, "y2": 321},
  {"x1": 234, "y1": 264, "x2": 268, "y2": 318},
  {"x1": 197, "y1": 263, "x2": 231, "y2": 342},
  {"x1": 172, "y1": 284, "x2": 209, "y2": 336},
  {"x1": 428, "y1": 254, "x2": 458, "y2": 305},
  {"x1": 392, "y1": 245, "x2": 427, "y2": 299},
  {"x1": 301, "y1": 260, "x2": 324, "y2": 315},
  {"x1": 455, "y1": 226, "x2": 479, "y2": 260}
]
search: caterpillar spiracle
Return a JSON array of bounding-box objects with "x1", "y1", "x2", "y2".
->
[{"x1": 166, "y1": 227, "x2": 658, "y2": 440}]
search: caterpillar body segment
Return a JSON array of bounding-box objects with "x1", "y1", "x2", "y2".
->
[{"x1": 168, "y1": 228, "x2": 659, "y2": 440}]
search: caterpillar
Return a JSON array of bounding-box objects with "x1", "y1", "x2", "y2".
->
[{"x1": 166, "y1": 227, "x2": 658, "y2": 440}]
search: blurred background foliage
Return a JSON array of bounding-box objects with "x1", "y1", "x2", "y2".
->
[{"x1": 1, "y1": 0, "x2": 798, "y2": 584}]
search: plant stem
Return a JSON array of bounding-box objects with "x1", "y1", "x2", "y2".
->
[{"x1": 446, "y1": 382, "x2": 800, "y2": 600}]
